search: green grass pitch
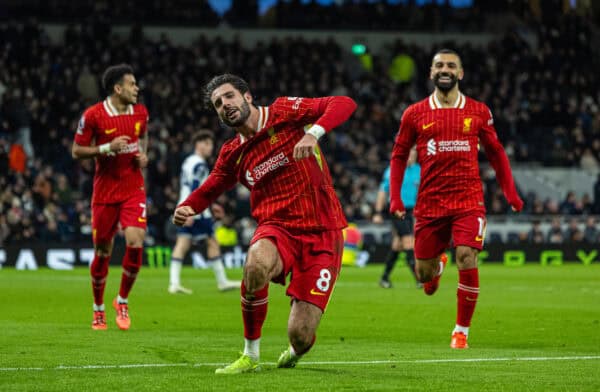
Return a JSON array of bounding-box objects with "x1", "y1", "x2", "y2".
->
[{"x1": 1, "y1": 263, "x2": 599, "y2": 391}]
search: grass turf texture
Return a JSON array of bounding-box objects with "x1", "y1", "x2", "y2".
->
[{"x1": 1, "y1": 263, "x2": 599, "y2": 391}]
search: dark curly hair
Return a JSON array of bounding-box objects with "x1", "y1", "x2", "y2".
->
[
  {"x1": 203, "y1": 74, "x2": 250, "y2": 109},
  {"x1": 102, "y1": 63, "x2": 135, "y2": 96}
]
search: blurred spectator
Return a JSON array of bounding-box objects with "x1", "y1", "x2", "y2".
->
[
  {"x1": 559, "y1": 192, "x2": 578, "y2": 215},
  {"x1": 583, "y1": 216, "x2": 598, "y2": 243},
  {"x1": 547, "y1": 218, "x2": 564, "y2": 244},
  {"x1": 580, "y1": 148, "x2": 599, "y2": 172},
  {"x1": 32, "y1": 172, "x2": 52, "y2": 208},
  {"x1": 544, "y1": 198, "x2": 560, "y2": 215},
  {"x1": 2, "y1": 89, "x2": 34, "y2": 165},
  {"x1": 76, "y1": 64, "x2": 99, "y2": 104},
  {"x1": 8, "y1": 144, "x2": 26, "y2": 173},
  {"x1": 564, "y1": 218, "x2": 584, "y2": 243},
  {"x1": 527, "y1": 220, "x2": 545, "y2": 244},
  {"x1": 0, "y1": 139, "x2": 9, "y2": 174},
  {"x1": 594, "y1": 174, "x2": 600, "y2": 213},
  {"x1": 387, "y1": 41, "x2": 416, "y2": 84},
  {"x1": 54, "y1": 174, "x2": 73, "y2": 208},
  {"x1": 581, "y1": 193, "x2": 593, "y2": 214},
  {"x1": 0, "y1": 214, "x2": 9, "y2": 245}
]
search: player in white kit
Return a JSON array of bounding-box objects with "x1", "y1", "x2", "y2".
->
[{"x1": 168, "y1": 130, "x2": 240, "y2": 294}]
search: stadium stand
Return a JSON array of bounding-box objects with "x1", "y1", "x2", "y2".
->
[{"x1": 1, "y1": 2, "x2": 599, "y2": 246}]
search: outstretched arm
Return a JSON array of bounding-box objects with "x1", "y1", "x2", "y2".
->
[
  {"x1": 174, "y1": 172, "x2": 236, "y2": 226},
  {"x1": 389, "y1": 110, "x2": 416, "y2": 217},
  {"x1": 174, "y1": 150, "x2": 237, "y2": 226},
  {"x1": 479, "y1": 109, "x2": 523, "y2": 212}
]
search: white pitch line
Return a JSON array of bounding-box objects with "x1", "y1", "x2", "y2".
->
[
  {"x1": 411, "y1": 356, "x2": 600, "y2": 363},
  {"x1": 2, "y1": 355, "x2": 599, "y2": 372},
  {"x1": 56, "y1": 363, "x2": 192, "y2": 370}
]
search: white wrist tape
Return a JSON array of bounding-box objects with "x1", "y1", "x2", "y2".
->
[
  {"x1": 98, "y1": 143, "x2": 112, "y2": 155},
  {"x1": 306, "y1": 124, "x2": 326, "y2": 140}
]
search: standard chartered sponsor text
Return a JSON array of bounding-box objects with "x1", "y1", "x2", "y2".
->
[
  {"x1": 253, "y1": 152, "x2": 289, "y2": 180},
  {"x1": 438, "y1": 140, "x2": 471, "y2": 152}
]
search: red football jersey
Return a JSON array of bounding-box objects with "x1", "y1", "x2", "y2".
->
[
  {"x1": 391, "y1": 92, "x2": 520, "y2": 218},
  {"x1": 180, "y1": 96, "x2": 357, "y2": 231},
  {"x1": 74, "y1": 98, "x2": 149, "y2": 204}
]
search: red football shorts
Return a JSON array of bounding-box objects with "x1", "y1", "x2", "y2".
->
[
  {"x1": 92, "y1": 191, "x2": 147, "y2": 245},
  {"x1": 251, "y1": 224, "x2": 344, "y2": 312},
  {"x1": 414, "y1": 210, "x2": 487, "y2": 259}
]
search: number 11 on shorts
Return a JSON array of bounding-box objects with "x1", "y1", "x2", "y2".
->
[{"x1": 475, "y1": 216, "x2": 486, "y2": 244}]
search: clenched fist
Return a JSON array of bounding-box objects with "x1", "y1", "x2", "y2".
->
[{"x1": 173, "y1": 206, "x2": 196, "y2": 226}]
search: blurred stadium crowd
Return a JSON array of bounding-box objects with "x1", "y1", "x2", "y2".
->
[
  {"x1": 4, "y1": 0, "x2": 595, "y2": 32},
  {"x1": 1, "y1": 1, "x2": 600, "y2": 246}
]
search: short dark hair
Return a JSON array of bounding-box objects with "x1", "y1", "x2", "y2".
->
[
  {"x1": 102, "y1": 63, "x2": 135, "y2": 95},
  {"x1": 203, "y1": 74, "x2": 250, "y2": 109},
  {"x1": 192, "y1": 129, "x2": 215, "y2": 145},
  {"x1": 432, "y1": 48, "x2": 462, "y2": 66}
]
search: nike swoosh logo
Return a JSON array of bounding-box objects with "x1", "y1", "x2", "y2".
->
[
  {"x1": 422, "y1": 122, "x2": 435, "y2": 130},
  {"x1": 105, "y1": 128, "x2": 117, "y2": 134},
  {"x1": 138, "y1": 217, "x2": 147, "y2": 223},
  {"x1": 466, "y1": 297, "x2": 477, "y2": 302},
  {"x1": 236, "y1": 152, "x2": 244, "y2": 165},
  {"x1": 310, "y1": 288, "x2": 326, "y2": 296},
  {"x1": 475, "y1": 236, "x2": 483, "y2": 241}
]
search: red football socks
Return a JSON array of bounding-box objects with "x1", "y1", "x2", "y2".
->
[
  {"x1": 241, "y1": 281, "x2": 269, "y2": 340},
  {"x1": 119, "y1": 246, "x2": 142, "y2": 299},
  {"x1": 91, "y1": 255, "x2": 110, "y2": 305},
  {"x1": 456, "y1": 268, "x2": 479, "y2": 327}
]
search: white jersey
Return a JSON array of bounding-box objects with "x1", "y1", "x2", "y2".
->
[{"x1": 178, "y1": 154, "x2": 212, "y2": 219}]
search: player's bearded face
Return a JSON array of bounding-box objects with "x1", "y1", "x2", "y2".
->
[
  {"x1": 221, "y1": 98, "x2": 251, "y2": 127},
  {"x1": 433, "y1": 71, "x2": 458, "y2": 92}
]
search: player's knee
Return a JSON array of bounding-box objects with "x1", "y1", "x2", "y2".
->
[
  {"x1": 124, "y1": 227, "x2": 145, "y2": 247},
  {"x1": 125, "y1": 237, "x2": 144, "y2": 248},
  {"x1": 456, "y1": 248, "x2": 477, "y2": 269},
  {"x1": 243, "y1": 259, "x2": 269, "y2": 291},
  {"x1": 94, "y1": 245, "x2": 112, "y2": 258},
  {"x1": 415, "y1": 265, "x2": 434, "y2": 282}
]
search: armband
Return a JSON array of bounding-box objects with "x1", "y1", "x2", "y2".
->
[
  {"x1": 98, "y1": 143, "x2": 112, "y2": 155},
  {"x1": 306, "y1": 125, "x2": 326, "y2": 140}
]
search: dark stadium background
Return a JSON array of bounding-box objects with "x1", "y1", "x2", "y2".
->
[{"x1": 1, "y1": 0, "x2": 600, "y2": 267}]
